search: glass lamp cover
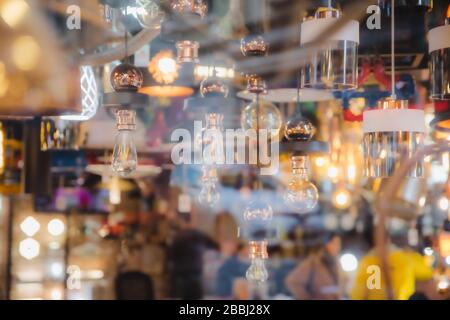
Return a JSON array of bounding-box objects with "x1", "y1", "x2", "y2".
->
[
  {"x1": 300, "y1": 9, "x2": 359, "y2": 90},
  {"x1": 171, "y1": 0, "x2": 208, "y2": 18},
  {"x1": 241, "y1": 98, "x2": 282, "y2": 140},
  {"x1": 135, "y1": 0, "x2": 165, "y2": 29},
  {"x1": 428, "y1": 22, "x2": 450, "y2": 100},
  {"x1": 362, "y1": 99, "x2": 425, "y2": 178}
]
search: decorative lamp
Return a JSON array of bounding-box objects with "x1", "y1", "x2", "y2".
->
[
  {"x1": 428, "y1": 11, "x2": 450, "y2": 100},
  {"x1": 300, "y1": 6, "x2": 359, "y2": 90}
]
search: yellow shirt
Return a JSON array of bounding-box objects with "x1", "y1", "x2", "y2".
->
[{"x1": 350, "y1": 249, "x2": 433, "y2": 300}]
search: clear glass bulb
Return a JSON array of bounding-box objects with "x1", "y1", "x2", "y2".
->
[
  {"x1": 283, "y1": 155, "x2": 319, "y2": 214},
  {"x1": 241, "y1": 98, "x2": 282, "y2": 140},
  {"x1": 112, "y1": 130, "x2": 138, "y2": 176},
  {"x1": 198, "y1": 180, "x2": 220, "y2": 207},
  {"x1": 246, "y1": 258, "x2": 268, "y2": 283},
  {"x1": 243, "y1": 200, "x2": 273, "y2": 221},
  {"x1": 198, "y1": 166, "x2": 220, "y2": 207},
  {"x1": 135, "y1": 0, "x2": 164, "y2": 29}
]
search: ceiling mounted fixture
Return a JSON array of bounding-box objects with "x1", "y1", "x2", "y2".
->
[
  {"x1": 363, "y1": 1, "x2": 425, "y2": 178},
  {"x1": 428, "y1": 9, "x2": 450, "y2": 100},
  {"x1": 300, "y1": 5, "x2": 359, "y2": 90}
]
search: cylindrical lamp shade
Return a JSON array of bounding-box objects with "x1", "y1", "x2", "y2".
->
[
  {"x1": 300, "y1": 16, "x2": 359, "y2": 91},
  {"x1": 362, "y1": 99, "x2": 425, "y2": 178},
  {"x1": 428, "y1": 23, "x2": 450, "y2": 100}
]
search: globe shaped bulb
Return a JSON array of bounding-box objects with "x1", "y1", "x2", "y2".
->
[
  {"x1": 241, "y1": 99, "x2": 282, "y2": 140},
  {"x1": 240, "y1": 34, "x2": 268, "y2": 57},
  {"x1": 283, "y1": 177, "x2": 319, "y2": 214},
  {"x1": 135, "y1": 0, "x2": 164, "y2": 29},
  {"x1": 110, "y1": 63, "x2": 143, "y2": 92},
  {"x1": 243, "y1": 200, "x2": 273, "y2": 221},
  {"x1": 200, "y1": 75, "x2": 229, "y2": 98},
  {"x1": 283, "y1": 155, "x2": 318, "y2": 214},
  {"x1": 284, "y1": 115, "x2": 315, "y2": 141},
  {"x1": 171, "y1": 0, "x2": 208, "y2": 18}
]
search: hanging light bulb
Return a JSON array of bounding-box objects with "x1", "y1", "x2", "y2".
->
[
  {"x1": 134, "y1": 0, "x2": 164, "y2": 29},
  {"x1": 171, "y1": 0, "x2": 208, "y2": 18},
  {"x1": 243, "y1": 199, "x2": 273, "y2": 222},
  {"x1": 246, "y1": 241, "x2": 269, "y2": 283},
  {"x1": 241, "y1": 98, "x2": 282, "y2": 140},
  {"x1": 200, "y1": 72, "x2": 229, "y2": 98},
  {"x1": 284, "y1": 115, "x2": 315, "y2": 141},
  {"x1": 112, "y1": 110, "x2": 138, "y2": 176},
  {"x1": 283, "y1": 154, "x2": 319, "y2": 214},
  {"x1": 240, "y1": 34, "x2": 269, "y2": 57},
  {"x1": 198, "y1": 166, "x2": 220, "y2": 207},
  {"x1": 110, "y1": 63, "x2": 144, "y2": 92}
]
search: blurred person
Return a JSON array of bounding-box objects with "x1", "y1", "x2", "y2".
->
[
  {"x1": 350, "y1": 239, "x2": 434, "y2": 300},
  {"x1": 168, "y1": 213, "x2": 219, "y2": 300},
  {"x1": 285, "y1": 232, "x2": 346, "y2": 300},
  {"x1": 215, "y1": 242, "x2": 250, "y2": 298}
]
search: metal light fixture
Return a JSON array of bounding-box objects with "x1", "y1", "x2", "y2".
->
[
  {"x1": 428, "y1": 8, "x2": 450, "y2": 100},
  {"x1": 300, "y1": 5, "x2": 359, "y2": 90},
  {"x1": 363, "y1": 1, "x2": 425, "y2": 178}
]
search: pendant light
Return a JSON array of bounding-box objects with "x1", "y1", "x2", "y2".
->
[
  {"x1": 282, "y1": 75, "x2": 319, "y2": 214},
  {"x1": 196, "y1": 72, "x2": 227, "y2": 207},
  {"x1": 428, "y1": 6, "x2": 450, "y2": 100},
  {"x1": 362, "y1": 0, "x2": 425, "y2": 178},
  {"x1": 108, "y1": 5, "x2": 145, "y2": 177},
  {"x1": 238, "y1": 29, "x2": 275, "y2": 285},
  {"x1": 300, "y1": 2, "x2": 359, "y2": 90}
]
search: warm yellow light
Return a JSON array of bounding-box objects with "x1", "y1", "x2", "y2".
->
[
  {"x1": 109, "y1": 176, "x2": 121, "y2": 205},
  {"x1": 315, "y1": 156, "x2": 326, "y2": 167},
  {"x1": 148, "y1": 51, "x2": 179, "y2": 84},
  {"x1": 0, "y1": 0, "x2": 29, "y2": 28},
  {"x1": 0, "y1": 61, "x2": 9, "y2": 97},
  {"x1": 419, "y1": 196, "x2": 426, "y2": 207},
  {"x1": 50, "y1": 288, "x2": 63, "y2": 300},
  {"x1": 12, "y1": 35, "x2": 41, "y2": 71},
  {"x1": 439, "y1": 196, "x2": 449, "y2": 211},
  {"x1": 20, "y1": 216, "x2": 40, "y2": 237},
  {"x1": 332, "y1": 188, "x2": 351, "y2": 210},
  {"x1": 327, "y1": 166, "x2": 338, "y2": 179},
  {"x1": 47, "y1": 219, "x2": 65, "y2": 236},
  {"x1": 158, "y1": 57, "x2": 176, "y2": 74},
  {"x1": 0, "y1": 123, "x2": 4, "y2": 175},
  {"x1": 19, "y1": 238, "x2": 40, "y2": 260},
  {"x1": 379, "y1": 149, "x2": 387, "y2": 160},
  {"x1": 347, "y1": 165, "x2": 356, "y2": 181}
]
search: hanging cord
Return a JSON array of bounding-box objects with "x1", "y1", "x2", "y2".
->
[
  {"x1": 255, "y1": 92, "x2": 261, "y2": 189},
  {"x1": 390, "y1": 0, "x2": 396, "y2": 99},
  {"x1": 296, "y1": 71, "x2": 302, "y2": 115},
  {"x1": 124, "y1": 5, "x2": 128, "y2": 61}
]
